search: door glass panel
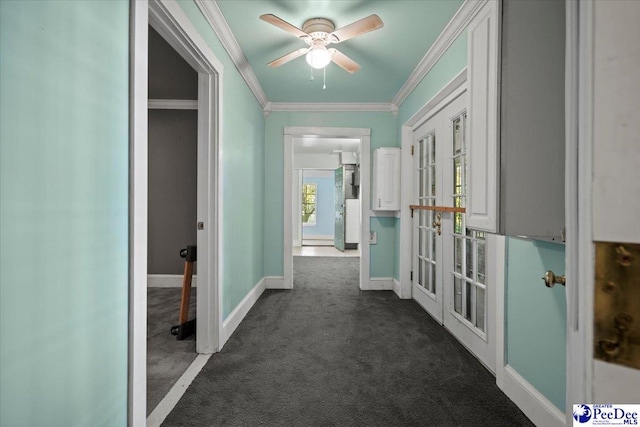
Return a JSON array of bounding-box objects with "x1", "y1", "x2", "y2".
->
[
  {"x1": 453, "y1": 117, "x2": 462, "y2": 155},
  {"x1": 476, "y1": 287, "x2": 486, "y2": 332},
  {"x1": 465, "y1": 237, "x2": 473, "y2": 279},
  {"x1": 454, "y1": 237, "x2": 462, "y2": 273},
  {"x1": 454, "y1": 277, "x2": 462, "y2": 314},
  {"x1": 477, "y1": 240, "x2": 486, "y2": 285},
  {"x1": 465, "y1": 282, "x2": 473, "y2": 322}
]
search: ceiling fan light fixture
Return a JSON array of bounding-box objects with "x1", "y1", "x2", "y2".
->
[{"x1": 306, "y1": 45, "x2": 332, "y2": 69}]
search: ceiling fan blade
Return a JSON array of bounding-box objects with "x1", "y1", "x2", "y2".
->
[
  {"x1": 260, "y1": 14, "x2": 308, "y2": 39},
  {"x1": 330, "y1": 14, "x2": 383, "y2": 43},
  {"x1": 267, "y1": 48, "x2": 309, "y2": 68},
  {"x1": 329, "y1": 49, "x2": 360, "y2": 74}
]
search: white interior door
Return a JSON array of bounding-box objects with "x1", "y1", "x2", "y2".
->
[
  {"x1": 412, "y1": 118, "x2": 443, "y2": 323},
  {"x1": 412, "y1": 91, "x2": 495, "y2": 371}
]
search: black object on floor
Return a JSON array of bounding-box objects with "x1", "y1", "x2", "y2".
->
[
  {"x1": 171, "y1": 245, "x2": 197, "y2": 340},
  {"x1": 162, "y1": 256, "x2": 534, "y2": 426}
]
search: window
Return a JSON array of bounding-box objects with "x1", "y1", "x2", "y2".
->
[{"x1": 302, "y1": 183, "x2": 317, "y2": 226}]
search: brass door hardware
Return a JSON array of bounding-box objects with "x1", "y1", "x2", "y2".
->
[
  {"x1": 594, "y1": 242, "x2": 640, "y2": 370},
  {"x1": 542, "y1": 270, "x2": 566, "y2": 288},
  {"x1": 432, "y1": 213, "x2": 442, "y2": 235}
]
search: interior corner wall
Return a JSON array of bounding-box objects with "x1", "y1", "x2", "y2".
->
[
  {"x1": 178, "y1": 1, "x2": 265, "y2": 320},
  {"x1": 0, "y1": 2, "x2": 130, "y2": 425},
  {"x1": 264, "y1": 111, "x2": 399, "y2": 278}
]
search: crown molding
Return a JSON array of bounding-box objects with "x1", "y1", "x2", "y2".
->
[
  {"x1": 194, "y1": 0, "x2": 268, "y2": 108},
  {"x1": 264, "y1": 102, "x2": 398, "y2": 117},
  {"x1": 392, "y1": 0, "x2": 487, "y2": 107}
]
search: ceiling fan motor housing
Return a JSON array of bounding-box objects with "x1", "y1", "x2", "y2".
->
[{"x1": 302, "y1": 18, "x2": 337, "y2": 43}]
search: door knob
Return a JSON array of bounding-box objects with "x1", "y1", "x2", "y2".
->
[
  {"x1": 432, "y1": 213, "x2": 442, "y2": 236},
  {"x1": 542, "y1": 270, "x2": 565, "y2": 288}
]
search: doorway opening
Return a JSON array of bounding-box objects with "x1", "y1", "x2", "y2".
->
[
  {"x1": 293, "y1": 138, "x2": 361, "y2": 259},
  {"x1": 283, "y1": 127, "x2": 370, "y2": 290},
  {"x1": 130, "y1": 2, "x2": 222, "y2": 424},
  {"x1": 146, "y1": 24, "x2": 199, "y2": 415}
]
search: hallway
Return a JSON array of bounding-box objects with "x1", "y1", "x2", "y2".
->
[{"x1": 162, "y1": 257, "x2": 532, "y2": 426}]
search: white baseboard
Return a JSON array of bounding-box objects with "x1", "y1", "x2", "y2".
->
[
  {"x1": 302, "y1": 235, "x2": 334, "y2": 240},
  {"x1": 147, "y1": 274, "x2": 197, "y2": 288},
  {"x1": 146, "y1": 353, "x2": 211, "y2": 427},
  {"x1": 498, "y1": 365, "x2": 565, "y2": 427},
  {"x1": 392, "y1": 278, "x2": 401, "y2": 297},
  {"x1": 362, "y1": 277, "x2": 394, "y2": 291},
  {"x1": 220, "y1": 277, "x2": 266, "y2": 348},
  {"x1": 265, "y1": 276, "x2": 287, "y2": 289}
]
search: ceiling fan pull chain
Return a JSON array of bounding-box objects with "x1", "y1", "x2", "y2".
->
[
  {"x1": 323, "y1": 67, "x2": 326, "y2": 90},
  {"x1": 309, "y1": 66, "x2": 314, "y2": 81}
]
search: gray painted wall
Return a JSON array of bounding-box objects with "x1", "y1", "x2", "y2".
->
[
  {"x1": 148, "y1": 26, "x2": 198, "y2": 275},
  {"x1": 148, "y1": 26, "x2": 197, "y2": 100},
  {"x1": 148, "y1": 109, "x2": 197, "y2": 274}
]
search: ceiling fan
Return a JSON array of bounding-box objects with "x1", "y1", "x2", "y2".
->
[{"x1": 260, "y1": 13, "x2": 383, "y2": 73}]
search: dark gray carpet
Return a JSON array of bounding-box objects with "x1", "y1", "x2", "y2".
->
[
  {"x1": 147, "y1": 287, "x2": 197, "y2": 415},
  {"x1": 162, "y1": 257, "x2": 533, "y2": 426}
]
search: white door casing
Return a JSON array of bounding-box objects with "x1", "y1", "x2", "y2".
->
[
  {"x1": 131, "y1": 0, "x2": 224, "y2": 423},
  {"x1": 283, "y1": 127, "x2": 370, "y2": 291}
]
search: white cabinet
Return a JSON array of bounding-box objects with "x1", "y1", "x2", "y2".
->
[
  {"x1": 372, "y1": 147, "x2": 400, "y2": 211},
  {"x1": 467, "y1": 0, "x2": 500, "y2": 232},
  {"x1": 466, "y1": 0, "x2": 565, "y2": 241}
]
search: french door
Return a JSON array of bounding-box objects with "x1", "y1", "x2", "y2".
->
[{"x1": 412, "y1": 91, "x2": 495, "y2": 372}]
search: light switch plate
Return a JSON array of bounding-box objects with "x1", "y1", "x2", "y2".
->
[{"x1": 369, "y1": 231, "x2": 377, "y2": 244}]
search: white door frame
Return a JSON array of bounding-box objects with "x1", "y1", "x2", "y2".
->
[
  {"x1": 399, "y1": 69, "x2": 468, "y2": 298},
  {"x1": 565, "y1": 0, "x2": 592, "y2": 417},
  {"x1": 129, "y1": 0, "x2": 223, "y2": 424},
  {"x1": 283, "y1": 127, "x2": 370, "y2": 290}
]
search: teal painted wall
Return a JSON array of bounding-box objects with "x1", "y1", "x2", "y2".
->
[
  {"x1": 179, "y1": 1, "x2": 266, "y2": 319},
  {"x1": 398, "y1": 32, "x2": 468, "y2": 126},
  {"x1": 264, "y1": 111, "x2": 399, "y2": 277},
  {"x1": 505, "y1": 238, "x2": 566, "y2": 411},
  {"x1": 0, "y1": 2, "x2": 129, "y2": 426}
]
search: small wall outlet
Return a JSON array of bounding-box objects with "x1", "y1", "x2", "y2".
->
[{"x1": 369, "y1": 231, "x2": 377, "y2": 244}]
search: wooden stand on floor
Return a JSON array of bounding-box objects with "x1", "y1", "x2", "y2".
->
[{"x1": 170, "y1": 245, "x2": 197, "y2": 340}]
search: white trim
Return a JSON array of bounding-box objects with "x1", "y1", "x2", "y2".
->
[
  {"x1": 129, "y1": 1, "x2": 148, "y2": 425},
  {"x1": 368, "y1": 210, "x2": 397, "y2": 218},
  {"x1": 494, "y1": 235, "x2": 506, "y2": 389},
  {"x1": 392, "y1": 0, "x2": 486, "y2": 107},
  {"x1": 265, "y1": 102, "x2": 398, "y2": 116},
  {"x1": 148, "y1": 0, "x2": 223, "y2": 354},
  {"x1": 499, "y1": 366, "x2": 565, "y2": 427},
  {"x1": 220, "y1": 277, "x2": 266, "y2": 348},
  {"x1": 403, "y1": 69, "x2": 468, "y2": 127},
  {"x1": 148, "y1": 98, "x2": 198, "y2": 109},
  {"x1": 194, "y1": 0, "x2": 268, "y2": 107},
  {"x1": 301, "y1": 235, "x2": 334, "y2": 241},
  {"x1": 284, "y1": 127, "x2": 371, "y2": 293},
  {"x1": 146, "y1": 353, "x2": 212, "y2": 427},
  {"x1": 565, "y1": 0, "x2": 591, "y2": 418},
  {"x1": 392, "y1": 278, "x2": 401, "y2": 298},
  {"x1": 362, "y1": 277, "x2": 394, "y2": 291},
  {"x1": 147, "y1": 274, "x2": 198, "y2": 288},
  {"x1": 265, "y1": 276, "x2": 286, "y2": 290}
]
